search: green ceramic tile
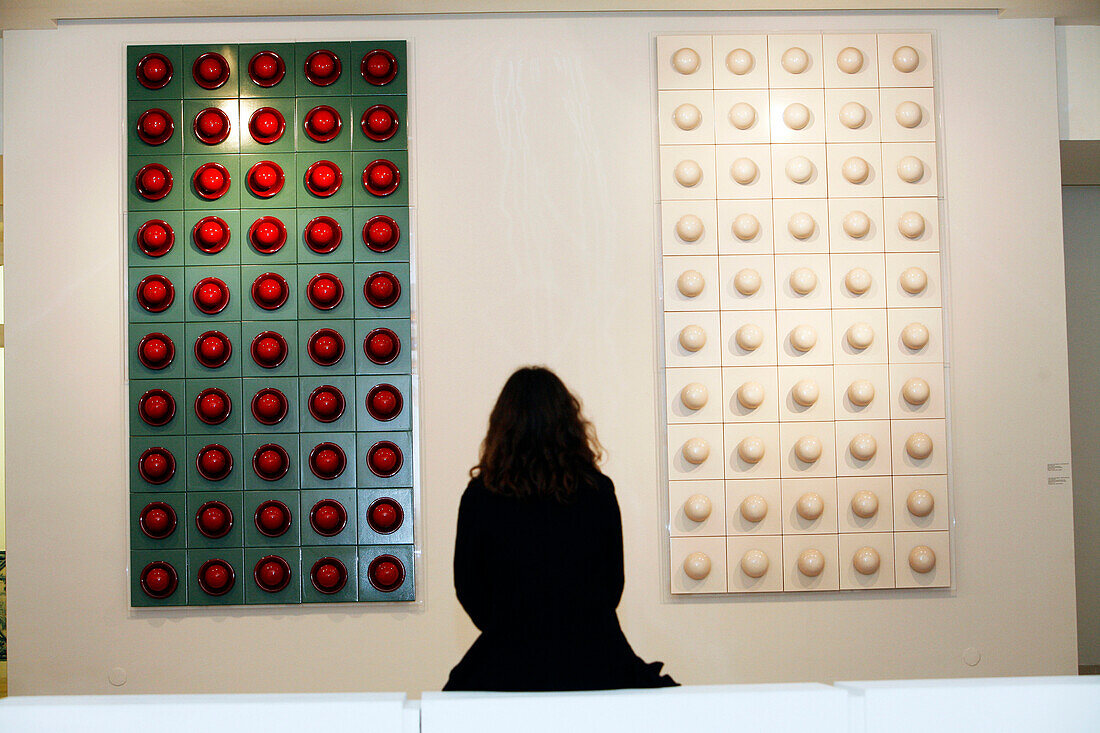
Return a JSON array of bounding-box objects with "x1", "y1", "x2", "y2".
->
[
  {"x1": 240, "y1": 209, "x2": 297, "y2": 264},
  {"x1": 241, "y1": 376, "x2": 301, "y2": 434},
  {"x1": 297, "y1": 263, "x2": 355, "y2": 321},
  {"x1": 238, "y1": 43, "x2": 298, "y2": 98},
  {"x1": 244, "y1": 547, "x2": 301, "y2": 604},
  {"x1": 349, "y1": 41, "x2": 408, "y2": 96},
  {"x1": 183, "y1": 321, "x2": 242, "y2": 379},
  {"x1": 127, "y1": 154, "x2": 185, "y2": 212},
  {"x1": 127, "y1": 210, "x2": 186, "y2": 267},
  {"x1": 240, "y1": 265, "x2": 297, "y2": 321},
  {"x1": 243, "y1": 490, "x2": 301, "y2": 547},
  {"x1": 240, "y1": 320, "x2": 297, "y2": 378},
  {"x1": 294, "y1": 42, "x2": 352, "y2": 97},
  {"x1": 182, "y1": 98, "x2": 240, "y2": 154},
  {"x1": 295, "y1": 97, "x2": 353, "y2": 153},
  {"x1": 130, "y1": 492, "x2": 187, "y2": 550},
  {"x1": 184, "y1": 491, "x2": 245, "y2": 549},
  {"x1": 352, "y1": 150, "x2": 409, "y2": 208},
  {"x1": 299, "y1": 432, "x2": 357, "y2": 489},
  {"x1": 351, "y1": 95, "x2": 408, "y2": 152},
  {"x1": 130, "y1": 435, "x2": 187, "y2": 493},
  {"x1": 239, "y1": 152, "x2": 297, "y2": 209},
  {"x1": 357, "y1": 430, "x2": 413, "y2": 488},
  {"x1": 354, "y1": 318, "x2": 411, "y2": 375},
  {"x1": 183, "y1": 265, "x2": 243, "y2": 323},
  {"x1": 182, "y1": 209, "x2": 242, "y2": 266},
  {"x1": 355, "y1": 374, "x2": 412, "y2": 433},
  {"x1": 128, "y1": 265, "x2": 186, "y2": 324},
  {"x1": 129, "y1": 378, "x2": 186, "y2": 437},
  {"x1": 298, "y1": 375, "x2": 357, "y2": 434},
  {"x1": 184, "y1": 434, "x2": 245, "y2": 491},
  {"x1": 129, "y1": 322, "x2": 185, "y2": 380},
  {"x1": 128, "y1": 99, "x2": 185, "y2": 155},
  {"x1": 183, "y1": 153, "x2": 241, "y2": 211},
  {"x1": 239, "y1": 97, "x2": 296, "y2": 153},
  {"x1": 182, "y1": 45, "x2": 239, "y2": 100},
  {"x1": 243, "y1": 433, "x2": 300, "y2": 491},
  {"x1": 353, "y1": 261, "x2": 411, "y2": 320},
  {"x1": 357, "y1": 488, "x2": 413, "y2": 545},
  {"x1": 127, "y1": 45, "x2": 184, "y2": 101},
  {"x1": 183, "y1": 377, "x2": 244, "y2": 435},
  {"x1": 186, "y1": 548, "x2": 246, "y2": 605},
  {"x1": 301, "y1": 545, "x2": 357, "y2": 603},
  {"x1": 357, "y1": 543, "x2": 414, "y2": 602},
  {"x1": 296, "y1": 152, "x2": 352, "y2": 208},
  {"x1": 298, "y1": 320, "x2": 355, "y2": 376},
  {"x1": 352, "y1": 206, "x2": 410, "y2": 264},
  {"x1": 131, "y1": 548, "x2": 188, "y2": 607},
  {"x1": 299, "y1": 489, "x2": 358, "y2": 546},
  {"x1": 296, "y1": 208, "x2": 354, "y2": 263}
]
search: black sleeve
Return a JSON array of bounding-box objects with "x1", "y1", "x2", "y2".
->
[
  {"x1": 453, "y1": 482, "x2": 492, "y2": 631},
  {"x1": 600, "y1": 477, "x2": 626, "y2": 610}
]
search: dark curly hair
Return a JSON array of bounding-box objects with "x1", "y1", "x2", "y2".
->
[{"x1": 472, "y1": 366, "x2": 604, "y2": 502}]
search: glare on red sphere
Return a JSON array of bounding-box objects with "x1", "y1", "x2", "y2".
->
[
  {"x1": 198, "y1": 110, "x2": 225, "y2": 136},
  {"x1": 314, "y1": 449, "x2": 340, "y2": 473},
  {"x1": 371, "y1": 389, "x2": 396, "y2": 415},
  {"x1": 143, "y1": 453, "x2": 167, "y2": 477},
  {"x1": 142, "y1": 112, "x2": 167, "y2": 137},
  {"x1": 310, "y1": 109, "x2": 336, "y2": 133},
  {"x1": 200, "y1": 335, "x2": 225, "y2": 360},
  {"x1": 252, "y1": 164, "x2": 278, "y2": 189},
  {"x1": 368, "y1": 165, "x2": 393, "y2": 188},
  {"x1": 255, "y1": 337, "x2": 282, "y2": 362},
  {"x1": 199, "y1": 393, "x2": 225, "y2": 419},
  {"x1": 201, "y1": 506, "x2": 227, "y2": 532},
  {"x1": 254, "y1": 393, "x2": 284, "y2": 419},
  {"x1": 309, "y1": 221, "x2": 333, "y2": 244},
  {"x1": 143, "y1": 58, "x2": 168, "y2": 82},
  {"x1": 312, "y1": 390, "x2": 338, "y2": 416},
  {"x1": 142, "y1": 280, "x2": 167, "y2": 305},
  {"x1": 253, "y1": 111, "x2": 279, "y2": 136},
  {"x1": 144, "y1": 508, "x2": 170, "y2": 533},
  {"x1": 143, "y1": 338, "x2": 168, "y2": 363},
  {"x1": 256, "y1": 449, "x2": 284, "y2": 475},
  {"x1": 143, "y1": 224, "x2": 168, "y2": 248},
  {"x1": 198, "y1": 283, "x2": 222, "y2": 306},
  {"x1": 204, "y1": 564, "x2": 229, "y2": 589},
  {"x1": 313, "y1": 505, "x2": 341, "y2": 531},
  {"x1": 310, "y1": 165, "x2": 336, "y2": 190},
  {"x1": 365, "y1": 52, "x2": 393, "y2": 80},
  {"x1": 372, "y1": 561, "x2": 399, "y2": 587},
  {"x1": 142, "y1": 168, "x2": 166, "y2": 192},
  {"x1": 144, "y1": 395, "x2": 169, "y2": 420},
  {"x1": 368, "y1": 220, "x2": 392, "y2": 245},
  {"x1": 311, "y1": 278, "x2": 337, "y2": 304},
  {"x1": 145, "y1": 567, "x2": 170, "y2": 592},
  {"x1": 371, "y1": 447, "x2": 398, "y2": 473},
  {"x1": 368, "y1": 333, "x2": 395, "y2": 359},
  {"x1": 367, "y1": 109, "x2": 393, "y2": 133},
  {"x1": 257, "y1": 278, "x2": 283, "y2": 303},
  {"x1": 200, "y1": 167, "x2": 224, "y2": 192},
  {"x1": 199, "y1": 58, "x2": 222, "y2": 82},
  {"x1": 371, "y1": 502, "x2": 397, "y2": 530},
  {"x1": 259, "y1": 561, "x2": 285, "y2": 586},
  {"x1": 315, "y1": 563, "x2": 341, "y2": 589},
  {"x1": 253, "y1": 54, "x2": 278, "y2": 79},
  {"x1": 200, "y1": 449, "x2": 227, "y2": 476},
  {"x1": 198, "y1": 220, "x2": 224, "y2": 245},
  {"x1": 254, "y1": 222, "x2": 279, "y2": 244},
  {"x1": 259, "y1": 505, "x2": 285, "y2": 531},
  {"x1": 369, "y1": 276, "x2": 394, "y2": 300},
  {"x1": 309, "y1": 54, "x2": 334, "y2": 78},
  {"x1": 313, "y1": 336, "x2": 338, "y2": 359}
]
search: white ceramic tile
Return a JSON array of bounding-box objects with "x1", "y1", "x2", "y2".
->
[
  {"x1": 771, "y1": 143, "x2": 828, "y2": 198},
  {"x1": 877, "y1": 33, "x2": 934, "y2": 88},
  {"x1": 892, "y1": 474, "x2": 949, "y2": 531},
  {"x1": 660, "y1": 144, "x2": 718, "y2": 201},
  {"x1": 669, "y1": 479, "x2": 726, "y2": 537},
  {"x1": 824, "y1": 88, "x2": 881, "y2": 143},
  {"x1": 767, "y1": 34, "x2": 824, "y2": 89},
  {"x1": 663, "y1": 255, "x2": 720, "y2": 312},
  {"x1": 670, "y1": 536, "x2": 728, "y2": 593},
  {"x1": 783, "y1": 533, "x2": 840, "y2": 591},
  {"x1": 839, "y1": 531, "x2": 896, "y2": 589},
  {"x1": 774, "y1": 253, "x2": 832, "y2": 310},
  {"x1": 657, "y1": 35, "x2": 714, "y2": 90},
  {"x1": 883, "y1": 197, "x2": 940, "y2": 253},
  {"x1": 722, "y1": 365, "x2": 781, "y2": 423},
  {"x1": 664, "y1": 310, "x2": 722, "y2": 368},
  {"x1": 718, "y1": 254, "x2": 776, "y2": 311},
  {"x1": 837, "y1": 476, "x2": 894, "y2": 533},
  {"x1": 834, "y1": 418, "x2": 893, "y2": 476},
  {"x1": 662, "y1": 199, "x2": 719, "y2": 256},
  {"x1": 828, "y1": 197, "x2": 885, "y2": 254},
  {"x1": 725, "y1": 477, "x2": 783, "y2": 535},
  {"x1": 885, "y1": 252, "x2": 941, "y2": 308},
  {"x1": 712, "y1": 35, "x2": 771, "y2": 90},
  {"x1": 888, "y1": 363, "x2": 947, "y2": 420},
  {"x1": 667, "y1": 422, "x2": 726, "y2": 480},
  {"x1": 825, "y1": 142, "x2": 884, "y2": 198},
  {"x1": 658, "y1": 90, "x2": 716, "y2": 146},
  {"x1": 778, "y1": 365, "x2": 835, "y2": 422},
  {"x1": 773, "y1": 198, "x2": 830, "y2": 254},
  {"x1": 830, "y1": 252, "x2": 886, "y2": 309},
  {"x1": 716, "y1": 144, "x2": 773, "y2": 199},
  {"x1": 724, "y1": 421, "x2": 782, "y2": 479},
  {"x1": 879, "y1": 87, "x2": 936, "y2": 143},
  {"x1": 714, "y1": 89, "x2": 771, "y2": 144},
  {"x1": 780, "y1": 423, "x2": 837, "y2": 479},
  {"x1": 894, "y1": 529, "x2": 951, "y2": 589},
  {"x1": 769, "y1": 88, "x2": 826, "y2": 144},
  {"x1": 720, "y1": 309, "x2": 779, "y2": 367},
  {"x1": 822, "y1": 34, "x2": 880, "y2": 89},
  {"x1": 832, "y1": 364, "x2": 891, "y2": 421},
  {"x1": 777, "y1": 309, "x2": 834, "y2": 366},
  {"x1": 718, "y1": 199, "x2": 775, "y2": 255},
  {"x1": 781, "y1": 477, "x2": 839, "y2": 533},
  {"x1": 665, "y1": 366, "x2": 724, "y2": 424},
  {"x1": 882, "y1": 141, "x2": 939, "y2": 198},
  {"x1": 727, "y1": 535, "x2": 785, "y2": 592},
  {"x1": 886, "y1": 307, "x2": 944, "y2": 364},
  {"x1": 890, "y1": 417, "x2": 948, "y2": 475},
  {"x1": 832, "y1": 308, "x2": 889, "y2": 366}
]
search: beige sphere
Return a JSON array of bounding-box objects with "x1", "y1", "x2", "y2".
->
[
  {"x1": 843, "y1": 210, "x2": 871, "y2": 239},
  {"x1": 735, "y1": 323, "x2": 765, "y2": 351},
  {"x1": 680, "y1": 382, "x2": 709, "y2": 410},
  {"x1": 783, "y1": 102, "x2": 811, "y2": 130},
  {"x1": 740, "y1": 494, "x2": 769, "y2": 522},
  {"x1": 849, "y1": 432, "x2": 878, "y2": 461},
  {"x1": 675, "y1": 213, "x2": 704, "y2": 242},
  {"x1": 794, "y1": 436, "x2": 823, "y2": 464},
  {"x1": 902, "y1": 377, "x2": 931, "y2": 406},
  {"x1": 850, "y1": 489, "x2": 879, "y2": 518},
  {"x1": 908, "y1": 545, "x2": 936, "y2": 573},
  {"x1": 785, "y1": 155, "x2": 814, "y2": 184},
  {"x1": 797, "y1": 548, "x2": 826, "y2": 577},
  {"x1": 788, "y1": 211, "x2": 816, "y2": 240},
  {"x1": 732, "y1": 213, "x2": 761, "y2": 241},
  {"x1": 684, "y1": 493, "x2": 713, "y2": 522},
  {"x1": 837, "y1": 46, "x2": 864, "y2": 74},
  {"x1": 791, "y1": 378, "x2": 819, "y2": 407},
  {"x1": 781, "y1": 46, "x2": 809, "y2": 74},
  {"x1": 678, "y1": 324, "x2": 707, "y2": 352},
  {"x1": 740, "y1": 549, "x2": 770, "y2": 578},
  {"x1": 789, "y1": 324, "x2": 817, "y2": 353},
  {"x1": 737, "y1": 381, "x2": 766, "y2": 409},
  {"x1": 683, "y1": 551, "x2": 712, "y2": 580},
  {"x1": 838, "y1": 101, "x2": 867, "y2": 130},
  {"x1": 896, "y1": 100, "x2": 923, "y2": 128},
  {"x1": 906, "y1": 489, "x2": 935, "y2": 517},
  {"x1": 899, "y1": 267, "x2": 928, "y2": 294},
  {"x1": 789, "y1": 267, "x2": 818, "y2": 295},
  {"x1": 901, "y1": 322, "x2": 930, "y2": 350},
  {"x1": 672, "y1": 103, "x2": 702, "y2": 131},
  {"x1": 674, "y1": 159, "x2": 703, "y2": 187},
  {"x1": 897, "y1": 155, "x2": 925, "y2": 183},
  {"x1": 853, "y1": 546, "x2": 881, "y2": 575},
  {"x1": 847, "y1": 379, "x2": 876, "y2": 406},
  {"x1": 731, "y1": 157, "x2": 759, "y2": 185},
  {"x1": 842, "y1": 156, "x2": 870, "y2": 184},
  {"x1": 729, "y1": 102, "x2": 757, "y2": 130},
  {"x1": 682, "y1": 437, "x2": 711, "y2": 464},
  {"x1": 737, "y1": 436, "x2": 766, "y2": 464},
  {"x1": 905, "y1": 432, "x2": 934, "y2": 460},
  {"x1": 893, "y1": 45, "x2": 920, "y2": 73},
  {"x1": 672, "y1": 47, "x2": 701, "y2": 75},
  {"x1": 845, "y1": 267, "x2": 873, "y2": 294},
  {"x1": 734, "y1": 268, "x2": 762, "y2": 295},
  {"x1": 676, "y1": 269, "x2": 705, "y2": 297},
  {"x1": 846, "y1": 322, "x2": 875, "y2": 350},
  {"x1": 796, "y1": 491, "x2": 824, "y2": 520},
  {"x1": 898, "y1": 210, "x2": 926, "y2": 239},
  {"x1": 726, "y1": 48, "x2": 754, "y2": 75}
]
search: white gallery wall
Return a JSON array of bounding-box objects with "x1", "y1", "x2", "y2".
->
[{"x1": 3, "y1": 12, "x2": 1077, "y2": 694}]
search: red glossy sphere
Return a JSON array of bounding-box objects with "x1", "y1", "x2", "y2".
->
[
  {"x1": 143, "y1": 58, "x2": 168, "y2": 82},
  {"x1": 199, "y1": 393, "x2": 225, "y2": 419},
  {"x1": 312, "y1": 335, "x2": 338, "y2": 359},
  {"x1": 200, "y1": 336, "x2": 225, "y2": 360},
  {"x1": 315, "y1": 563, "x2": 341, "y2": 589},
  {"x1": 144, "y1": 507, "x2": 170, "y2": 533},
  {"x1": 141, "y1": 168, "x2": 166, "y2": 193},
  {"x1": 365, "y1": 53, "x2": 392, "y2": 80},
  {"x1": 371, "y1": 389, "x2": 397, "y2": 416},
  {"x1": 367, "y1": 220, "x2": 392, "y2": 245},
  {"x1": 198, "y1": 220, "x2": 224, "y2": 245},
  {"x1": 199, "y1": 167, "x2": 224, "y2": 192},
  {"x1": 310, "y1": 165, "x2": 336, "y2": 190},
  {"x1": 200, "y1": 506, "x2": 227, "y2": 532},
  {"x1": 259, "y1": 505, "x2": 285, "y2": 531},
  {"x1": 252, "y1": 164, "x2": 278, "y2": 189},
  {"x1": 142, "y1": 112, "x2": 167, "y2": 137},
  {"x1": 368, "y1": 165, "x2": 393, "y2": 188},
  {"x1": 310, "y1": 109, "x2": 336, "y2": 133},
  {"x1": 142, "y1": 338, "x2": 168, "y2": 363},
  {"x1": 198, "y1": 283, "x2": 223, "y2": 306},
  {"x1": 367, "y1": 109, "x2": 393, "y2": 133},
  {"x1": 143, "y1": 224, "x2": 168, "y2": 248},
  {"x1": 314, "y1": 449, "x2": 340, "y2": 474},
  {"x1": 371, "y1": 502, "x2": 397, "y2": 530},
  {"x1": 372, "y1": 561, "x2": 399, "y2": 587},
  {"x1": 253, "y1": 54, "x2": 278, "y2": 79},
  {"x1": 257, "y1": 449, "x2": 284, "y2": 475},
  {"x1": 254, "y1": 393, "x2": 284, "y2": 419},
  {"x1": 254, "y1": 221, "x2": 280, "y2": 244},
  {"x1": 143, "y1": 452, "x2": 168, "y2": 478},
  {"x1": 308, "y1": 221, "x2": 334, "y2": 245},
  {"x1": 313, "y1": 504, "x2": 341, "y2": 531},
  {"x1": 145, "y1": 567, "x2": 171, "y2": 592},
  {"x1": 253, "y1": 111, "x2": 280, "y2": 136},
  {"x1": 200, "y1": 449, "x2": 227, "y2": 476},
  {"x1": 259, "y1": 561, "x2": 285, "y2": 586},
  {"x1": 257, "y1": 278, "x2": 284, "y2": 304},
  {"x1": 144, "y1": 395, "x2": 170, "y2": 420},
  {"x1": 142, "y1": 280, "x2": 167, "y2": 305},
  {"x1": 198, "y1": 111, "x2": 224, "y2": 137},
  {"x1": 371, "y1": 447, "x2": 398, "y2": 473},
  {"x1": 309, "y1": 54, "x2": 335, "y2": 78},
  {"x1": 368, "y1": 333, "x2": 395, "y2": 359},
  {"x1": 198, "y1": 58, "x2": 223, "y2": 81},
  {"x1": 204, "y1": 564, "x2": 229, "y2": 590},
  {"x1": 310, "y1": 278, "x2": 337, "y2": 304},
  {"x1": 368, "y1": 276, "x2": 394, "y2": 301},
  {"x1": 312, "y1": 390, "x2": 339, "y2": 416},
  {"x1": 255, "y1": 337, "x2": 282, "y2": 361}
]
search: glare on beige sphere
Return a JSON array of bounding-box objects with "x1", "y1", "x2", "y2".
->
[
  {"x1": 893, "y1": 45, "x2": 920, "y2": 73},
  {"x1": 902, "y1": 377, "x2": 931, "y2": 406},
  {"x1": 676, "y1": 269, "x2": 705, "y2": 297},
  {"x1": 843, "y1": 210, "x2": 871, "y2": 239},
  {"x1": 735, "y1": 323, "x2": 765, "y2": 351},
  {"x1": 849, "y1": 432, "x2": 878, "y2": 462},
  {"x1": 727, "y1": 48, "x2": 754, "y2": 75},
  {"x1": 680, "y1": 382, "x2": 709, "y2": 410},
  {"x1": 731, "y1": 157, "x2": 759, "y2": 185},
  {"x1": 797, "y1": 548, "x2": 826, "y2": 577},
  {"x1": 781, "y1": 46, "x2": 810, "y2": 74},
  {"x1": 908, "y1": 545, "x2": 936, "y2": 574},
  {"x1": 837, "y1": 46, "x2": 864, "y2": 73},
  {"x1": 842, "y1": 156, "x2": 871, "y2": 184},
  {"x1": 905, "y1": 432, "x2": 934, "y2": 460},
  {"x1": 845, "y1": 267, "x2": 872, "y2": 294},
  {"x1": 738, "y1": 436, "x2": 766, "y2": 464},
  {"x1": 838, "y1": 101, "x2": 867, "y2": 129},
  {"x1": 899, "y1": 267, "x2": 928, "y2": 294},
  {"x1": 732, "y1": 213, "x2": 760, "y2": 241},
  {"x1": 850, "y1": 490, "x2": 879, "y2": 518},
  {"x1": 674, "y1": 159, "x2": 704, "y2": 187},
  {"x1": 672, "y1": 47, "x2": 702, "y2": 75},
  {"x1": 787, "y1": 212, "x2": 816, "y2": 240},
  {"x1": 789, "y1": 267, "x2": 818, "y2": 295},
  {"x1": 897, "y1": 155, "x2": 925, "y2": 183},
  {"x1": 789, "y1": 324, "x2": 818, "y2": 352},
  {"x1": 676, "y1": 213, "x2": 704, "y2": 242},
  {"x1": 896, "y1": 100, "x2": 923, "y2": 128},
  {"x1": 853, "y1": 546, "x2": 881, "y2": 575},
  {"x1": 729, "y1": 102, "x2": 757, "y2": 130},
  {"x1": 741, "y1": 549, "x2": 770, "y2": 578},
  {"x1": 684, "y1": 493, "x2": 712, "y2": 522},
  {"x1": 734, "y1": 268, "x2": 762, "y2": 295},
  {"x1": 796, "y1": 491, "x2": 824, "y2": 520},
  {"x1": 737, "y1": 381, "x2": 766, "y2": 409},
  {"x1": 846, "y1": 322, "x2": 875, "y2": 350},
  {"x1": 740, "y1": 494, "x2": 769, "y2": 522},
  {"x1": 791, "y1": 379, "x2": 819, "y2": 407},
  {"x1": 785, "y1": 155, "x2": 814, "y2": 183},
  {"x1": 901, "y1": 322, "x2": 930, "y2": 350},
  {"x1": 794, "y1": 436, "x2": 823, "y2": 464},
  {"x1": 783, "y1": 102, "x2": 811, "y2": 130},
  {"x1": 673, "y1": 103, "x2": 702, "y2": 131},
  {"x1": 683, "y1": 551, "x2": 712, "y2": 580},
  {"x1": 678, "y1": 324, "x2": 707, "y2": 352},
  {"x1": 847, "y1": 379, "x2": 876, "y2": 406},
  {"x1": 682, "y1": 437, "x2": 711, "y2": 465},
  {"x1": 906, "y1": 489, "x2": 935, "y2": 517},
  {"x1": 898, "y1": 210, "x2": 926, "y2": 239}
]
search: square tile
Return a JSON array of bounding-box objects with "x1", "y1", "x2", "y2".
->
[
  {"x1": 298, "y1": 375, "x2": 358, "y2": 433},
  {"x1": 829, "y1": 253, "x2": 886, "y2": 309},
  {"x1": 782, "y1": 533, "x2": 840, "y2": 591},
  {"x1": 665, "y1": 366, "x2": 724, "y2": 425},
  {"x1": 714, "y1": 89, "x2": 770, "y2": 144},
  {"x1": 182, "y1": 45, "x2": 239, "y2": 99},
  {"x1": 299, "y1": 431, "x2": 358, "y2": 488},
  {"x1": 662, "y1": 200, "x2": 719, "y2": 256},
  {"x1": 297, "y1": 263, "x2": 356, "y2": 321},
  {"x1": 776, "y1": 309, "x2": 833, "y2": 366},
  {"x1": 834, "y1": 419, "x2": 892, "y2": 476},
  {"x1": 242, "y1": 434, "x2": 300, "y2": 491},
  {"x1": 656, "y1": 36, "x2": 714, "y2": 90},
  {"x1": 723, "y1": 422, "x2": 781, "y2": 479},
  {"x1": 183, "y1": 376, "x2": 244, "y2": 435},
  {"x1": 185, "y1": 434, "x2": 245, "y2": 491},
  {"x1": 665, "y1": 311, "x2": 722, "y2": 368},
  {"x1": 358, "y1": 544, "x2": 416, "y2": 602},
  {"x1": 837, "y1": 476, "x2": 893, "y2": 533},
  {"x1": 354, "y1": 206, "x2": 412, "y2": 263},
  {"x1": 128, "y1": 45, "x2": 185, "y2": 101},
  {"x1": 182, "y1": 210, "x2": 242, "y2": 266},
  {"x1": 129, "y1": 322, "x2": 186, "y2": 381},
  {"x1": 298, "y1": 319, "x2": 356, "y2": 376},
  {"x1": 351, "y1": 95, "x2": 410, "y2": 153},
  {"x1": 130, "y1": 435, "x2": 187, "y2": 493},
  {"x1": 716, "y1": 144, "x2": 772, "y2": 199},
  {"x1": 297, "y1": 208, "x2": 356, "y2": 264},
  {"x1": 184, "y1": 491, "x2": 245, "y2": 549},
  {"x1": 660, "y1": 145, "x2": 717, "y2": 200},
  {"x1": 880, "y1": 87, "x2": 936, "y2": 143},
  {"x1": 779, "y1": 423, "x2": 837, "y2": 479},
  {"x1": 772, "y1": 198, "x2": 829, "y2": 255},
  {"x1": 670, "y1": 536, "x2": 727, "y2": 594},
  {"x1": 301, "y1": 545, "x2": 358, "y2": 603},
  {"x1": 831, "y1": 308, "x2": 889, "y2": 366},
  {"x1": 243, "y1": 492, "x2": 301, "y2": 550},
  {"x1": 822, "y1": 34, "x2": 879, "y2": 89},
  {"x1": 295, "y1": 96, "x2": 353, "y2": 152},
  {"x1": 354, "y1": 318, "x2": 412, "y2": 375},
  {"x1": 712, "y1": 35, "x2": 770, "y2": 89},
  {"x1": 891, "y1": 418, "x2": 948, "y2": 475},
  {"x1": 725, "y1": 478, "x2": 782, "y2": 535},
  {"x1": 350, "y1": 40, "x2": 408, "y2": 95},
  {"x1": 182, "y1": 154, "x2": 241, "y2": 210},
  {"x1": 839, "y1": 531, "x2": 895, "y2": 590},
  {"x1": 127, "y1": 155, "x2": 186, "y2": 212},
  {"x1": 722, "y1": 366, "x2": 781, "y2": 423},
  {"x1": 240, "y1": 265, "x2": 297, "y2": 321},
  {"x1": 768, "y1": 88, "x2": 825, "y2": 144},
  {"x1": 241, "y1": 376, "x2": 301, "y2": 434},
  {"x1": 183, "y1": 321, "x2": 243, "y2": 378},
  {"x1": 240, "y1": 320, "x2": 298, "y2": 378},
  {"x1": 357, "y1": 430, "x2": 413, "y2": 488},
  {"x1": 832, "y1": 364, "x2": 891, "y2": 421},
  {"x1": 294, "y1": 42, "x2": 353, "y2": 96},
  {"x1": 129, "y1": 378, "x2": 186, "y2": 436},
  {"x1": 663, "y1": 256, "x2": 720, "y2": 312},
  {"x1": 298, "y1": 152, "x2": 353, "y2": 208},
  {"x1": 668, "y1": 479, "x2": 726, "y2": 537},
  {"x1": 824, "y1": 89, "x2": 881, "y2": 143},
  {"x1": 720, "y1": 310, "x2": 778, "y2": 367},
  {"x1": 886, "y1": 307, "x2": 944, "y2": 363},
  {"x1": 128, "y1": 99, "x2": 185, "y2": 155},
  {"x1": 778, "y1": 365, "x2": 834, "y2": 422},
  {"x1": 774, "y1": 254, "x2": 831, "y2": 309},
  {"x1": 658, "y1": 90, "x2": 716, "y2": 145},
  {"x1": 352, "y1": 150, "x2": 410, "y2": 208},
  {"x1": 727, "y1": 535, "x2": 784, "y2": 592},
  {"x1": 780, "y1": 476, "x2": 838, "y2": 532},
  {"x1": 183, "y1": 265, "x2": 243, "y2": 323},
  {"x1": 237, "y1": 43, "x2": 298, "y2": 98},
  {"x1": 667, "y1": 422, "x2": 725, "y2": 480},
  {"x1": 825, "y1": 142, "x2": 883, "y2": 198},
  {"x1": 358, "y1": 487, "x2": 415, "y2": 545},
  {"x1": 894, "y1": 530, "x2": 950, "y2": 589},
  {"x1": 883, "y1": 197, "x2": 940, "y2": 253},
  {"x1": 356, "y1": 374, "x2": 413, "y2": 433},
  {"x1": 299, "y1": 488, "x2": 358, "y2": 546},
  {"x1": 129, "y1": 492, "x2": 187, "y2": 550},
  {"x1": 244, "y1": 547, "x2": 302, "y2": 604},
  {"x1": 828, "y1": 197, "x2": 885, "y2": 254},
  {"x1": 888, "y1": 363, "x2": 946, "y2": 420},
  {"x1": 718, "y1": 254, "x2": 775, "y2": 311},
  {"x1": 131, "y1": 549, "x2": 188, "y2": 606},
  {"x1": 770, "y1": 143, "x2": 827, "y2": 198},
  {"x1": 129, "y1": 266, "x2": 186, "y2": 324},
  {"x1": 239, "y1": 153, "x2": 298, "y2": 209},
  {"x1": 882, "y1": 142, "x2": 938, "y2": 197},
  {"x1": 127, "y1": 210, "x2": 186, "y2": 268},
  {"x1": 892, "y1": 474, "x2": 949, "y2": 532},
  {"x1": 766, "y1": 35, "x2": 824, "y2": 89},
  {"x1": 717, "y1": 199, "x2": 774, "y2": 255},
  {"x1": 885, "y1": 252, "x2": 941, "y2": 308},
  {"x1": 877, "y1": 34, "x2": 934, "y2": 88},
  {"x1": 183, "y1": 98, "x2": 241, "y2": 154}
]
